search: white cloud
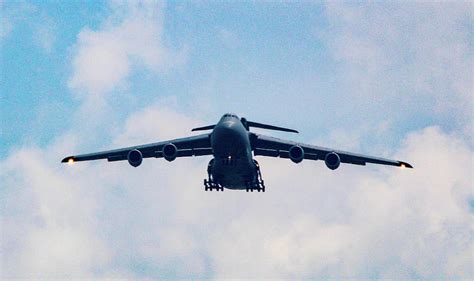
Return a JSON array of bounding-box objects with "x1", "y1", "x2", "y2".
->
[
  {"x1": 1, "y1": 147, "x2": 110, "y2": 277},
  {"x1": 1, "y1": 3, "x2": 55, "y2": 53},
  {"x1": 322, "y1": 2, "x2": 473, "y2": 136},
  {"x1": 0, "y1": 105, "x2": 209, "y2": 278},
  {"x1": 0, "y1": 2, "x2": 36, "y2": 42},
  {"x1": 68, "y1": 0, "x2": 184, "y2": 97},
  {"x1": 32, "y1": 16, "x2": 56, "y2": 54},
  {"x1": 64, "y1": 1, "x2": 189, "y2": 151},
  {"x1": 209, "y1": 126, "x2": 472, "y2": 279},
  {"x1": 1, "y1": 101, "x2": 472, "y2": 278},
  {"x1": 0, "y1": 16, "x2": 13, "y2": 40},
  {"x1": 112, "y1": 100, "x2": 203, "y2": 147}
]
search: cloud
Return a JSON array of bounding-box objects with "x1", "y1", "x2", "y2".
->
[
  {"x1": 0, "y1": 1, "x2": 15, "y2": 41},
  {"x1": 0, "y1": 2, "x2": 36, "y2": 42},
  {"x1": 321, "y1": 2, "x2": 473, "y2": 136},
  {"x1": 1, "y1": 105, "x2": 211, "y2": 278},
  {"x1": 32, "y1": 16, "x2": 56, "y2": 54},
  {"x1": 208, "y1": 126, "x2": 472, "y2": 279},
  {"x1": 68, "y1": 0, "x2": 184, "y2": 97},
  {"x1": 112, "y1": 100, "x2": 203, "y2": 147},
  {"x1": 0, "y1": 16, "x2": 13, "y2": 40},
  {"x1": 64, "y1": 1, "x2": 189, "y2": 152},
  {"x1": 1, "y1": 99, "x2": 472, "y2": 279},
  {"x1": 1, "y1": 147, "x2": 110, "y2": 277}
]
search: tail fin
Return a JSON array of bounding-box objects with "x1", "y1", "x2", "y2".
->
[{"x1": 192, "y1": 118, "x2": 299, "y2": 133}]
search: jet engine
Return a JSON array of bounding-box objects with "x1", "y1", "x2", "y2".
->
[
  {"x1": 163, "y1": 143, "x2": 178, "y2": 162},
  {"x1": 325, "y1": 152, "x2": 340, "y2": 170},
  {"x1": 127, "y1": 149, "x2": 143, "y2": 167},
  {"x1": 289, "y1": 145, "x2": 304, "y2": 163}
]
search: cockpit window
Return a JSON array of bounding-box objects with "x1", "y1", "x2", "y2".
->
[{"x1": 224, "y1": 113, "x2": 237, "y2": 118}]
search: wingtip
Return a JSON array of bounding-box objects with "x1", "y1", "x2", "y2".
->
[
  {"x1": 399, "y1": 161, "x2": 413, "y2": 169},
  {"x1": 61, "y1": 156, "x2": 74, "y2": 163},
  {"x1": 285, "y1": 128, "x2": 299, "y2": 133}
]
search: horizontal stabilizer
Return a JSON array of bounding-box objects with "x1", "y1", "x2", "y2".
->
[
  {"x1": 247, "y1": 121, "x2": 298, "y2": 133},
  {"x1": 191, "y1": 124, "x2": 216, "y2": 132}
]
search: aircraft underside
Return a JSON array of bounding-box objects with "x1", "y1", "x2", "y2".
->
[{"x1": 204, "y1": 158, "x2": 266, "y2": 192}]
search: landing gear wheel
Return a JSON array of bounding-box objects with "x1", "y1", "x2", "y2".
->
[{"x1": 203, "y1": 176, "x2": 224, "y2": 192}]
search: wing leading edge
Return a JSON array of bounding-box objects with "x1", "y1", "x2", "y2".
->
[
  {"x1": 62, "y1": 133, "x2": 212, "y2": 163},
  {"x1": 251, "y1": 133, "x2": 413, "y2": 168}
]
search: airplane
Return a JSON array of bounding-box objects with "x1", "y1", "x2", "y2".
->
[{"x1": 62, "y1": 113, "x2": 413, "y2": 192}]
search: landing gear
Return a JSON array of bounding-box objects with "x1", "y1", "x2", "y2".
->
[
  {"x1": 245, "y1": 180, "x2": 265, "y2": 192},
  {"x1": 204, "y1": 158, "x2": 224, "y2": 191},
  {"x1": 245, "y1": 160, "x2": 266, "y2": 192},
  {"x1": 203, "y1": 158, "x2": 266, "y2": 192},
  {"x1": 204, "y1": 174, "x2": 224, "y2": 192}
]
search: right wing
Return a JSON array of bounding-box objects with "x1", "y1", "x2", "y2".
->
[
  {"x1": 251, "y1": 133, "x2": 413, "y2": 168},
  {"x1": 62, "y1": 133, "x2": 212, "y2": 163}
]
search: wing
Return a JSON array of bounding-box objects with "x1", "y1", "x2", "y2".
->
[
  {"x1": 251, "y1": 133, "x2": 413, "y2": 168},
  {"x1": 62, "y1": 133, "x2": 212, "y2": 163}
]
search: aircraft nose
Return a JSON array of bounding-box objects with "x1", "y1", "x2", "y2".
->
[
  {"x1": 222, "y1": 120, "x2": 235, "y2": 130},
  {"x1": 217, "y1": 121, "x2": 238, "y2": 138},
  {"x1": 211, "y1": 119, "x2": 247, "y2": 157}
]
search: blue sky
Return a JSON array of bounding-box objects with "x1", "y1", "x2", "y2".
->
[
  {"x1": 1, "y1": 1, "x2": 472, "y2": 279},
  {"x1": 2, "y1": 2, "x2": 333, "y2": 155}
]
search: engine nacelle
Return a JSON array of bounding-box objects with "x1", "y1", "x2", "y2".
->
[
  {"x1": 127, "y1": 149, "x2": 143, "y2": 167},
  {"x1": 162, "y1": 143, "x2": 178, "y2": 162},
  {"x1": 325, "y1": 152, "x2": 340, "y2": 170},
  {"x1": 289, "y1": 145, "x2": 304, "y2": 163}
]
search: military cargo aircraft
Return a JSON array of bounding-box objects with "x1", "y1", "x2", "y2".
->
[{"x1": 62, "y1": 113, "x2": 412, "y2": 192}]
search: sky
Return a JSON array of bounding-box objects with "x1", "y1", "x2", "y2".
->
[{"x1": 0, "y1": 0, "x2": 473, "y2": 279}]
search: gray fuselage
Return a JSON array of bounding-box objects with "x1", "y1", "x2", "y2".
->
[{"x1": 209, "y1": 115, "x2": 257, "y2": 189}]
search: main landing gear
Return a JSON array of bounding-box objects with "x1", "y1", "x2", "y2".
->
[
  {"x1": 204, "y1": 178, "x2": 224, "y2": 191},
  {"x1": 246, "y1": 160, "x2": 265, "y2": 192},
  {"x1": 204, "y1": 158, "x2": 223, "y2": 191}
]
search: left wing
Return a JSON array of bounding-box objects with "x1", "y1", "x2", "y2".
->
[
  {"x1": 62, "y1": 133, "x2": 212, "y2": 164},
  {"x1": 251, "y1": 133, "x2": 413, "y2": 168}
]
